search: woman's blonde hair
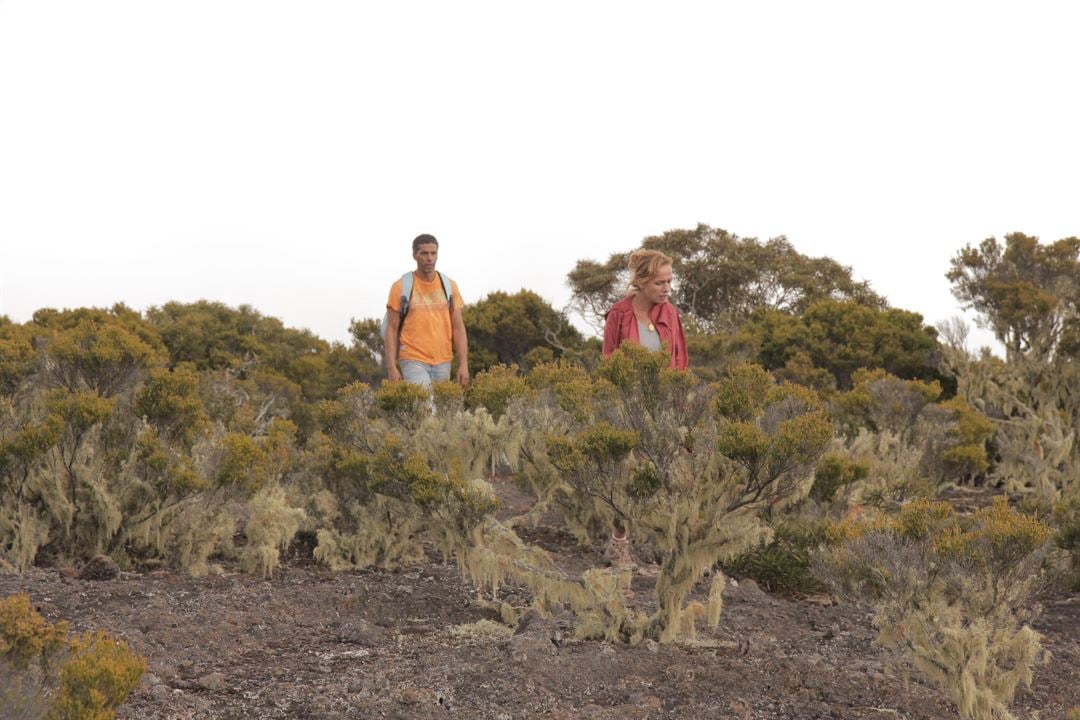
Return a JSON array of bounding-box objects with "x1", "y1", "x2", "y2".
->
[{"x1": 627, "y1": 249, "x2": 673, "y2": 292}]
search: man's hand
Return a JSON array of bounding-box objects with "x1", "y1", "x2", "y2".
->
[
  {"x1": 456, "y1": 365, "x2": 470, "y2": 387},
  {"x1": 388, "y1": 366, "x2": 402, "y2": 382}
]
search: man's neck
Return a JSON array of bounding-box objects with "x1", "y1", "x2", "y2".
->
[{"x1": 414, "y1": 269, "x2": 437, "y2": 282}]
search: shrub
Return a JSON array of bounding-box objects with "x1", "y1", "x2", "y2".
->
[
  {"x1": 466, "y1": 364, "x2": 532, "y2": 421},
  {"x1": 1052, "y1": 494, "x2": 1080, "y2": 590},
  {"x1": 1, "y1": 594, "x2": 145, "y2": 720},
  {"x1": 809, "y1": 453, "x2": 870, "y2": 504},
  {"x1": 240, "y1": 482, "x2": 307, "y2": 578},
  {"x1": 818, "y1": 497, "x2": 1052, "y2": 720},
  {"x1": 48, "y1": 630, "x2": 146, "y2": 720},
  {"x1": 374, "y1": 380, "x2": 431, "y2": 432},
  {"x1": 0, "y1": 594, "x2": 69, "y2": 672},
  {"x1": 515, "y1": 348, "x2": 833, "y2": 642},
  {"x1": 723, "y1": 523, "x2": 827, "y2": 594}
]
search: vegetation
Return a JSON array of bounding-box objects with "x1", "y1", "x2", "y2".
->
[
  {"x1": 818, "y1": 499, "x2": 1052, "y2": 720},
  {"x1": 1, "y1": 593, "x2": 145, "y2": 720},
  {"x1": 463, "y1": 290, "x2": 584, "y2": 374},
  {"x1": 2, "y1": 225, "x2": 1078, "y2": 717}
]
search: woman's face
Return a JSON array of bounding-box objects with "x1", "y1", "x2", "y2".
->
[{"x1": 639, "y1": 263, "x2": 673, "y2": 306}]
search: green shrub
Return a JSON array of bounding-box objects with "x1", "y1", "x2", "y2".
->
[
  {"x1": 724, "y1": 523, "x2": 827, "y2": 594},
  {"x1": 1052, "y1": 495, "x2": 1080, "y2": 590},
  {"x1": 374, "y1": 380, "x2": 431, "y2": 431},
  {"x1": 0, "y1": 594, "x2": 69, "y2": 672}
]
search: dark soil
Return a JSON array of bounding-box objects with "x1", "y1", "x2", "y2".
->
[{"x1": 3, "y1": 478, "x2": 1078, "y2": 720}]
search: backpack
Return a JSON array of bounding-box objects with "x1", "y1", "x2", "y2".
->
[{"x1": 380, "y1": 271, "x2": 454, "y2": 365}]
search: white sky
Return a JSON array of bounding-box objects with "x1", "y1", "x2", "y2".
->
[{"x1": 2, "y1": 1, "x2": 1077, "y2": 351}]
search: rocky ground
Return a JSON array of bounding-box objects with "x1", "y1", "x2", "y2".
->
[{"x1": 2, "y1": 480, "x2": 1078, "y2": 720}]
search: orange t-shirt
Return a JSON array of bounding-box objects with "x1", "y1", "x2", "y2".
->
[{"x1": 387, "y1": 273, "x2": 463, "y2": 365}]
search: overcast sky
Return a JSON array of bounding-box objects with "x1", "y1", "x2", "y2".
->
[{"x1": 2, "y1": 1, "x2": 1077, "y2": 351}]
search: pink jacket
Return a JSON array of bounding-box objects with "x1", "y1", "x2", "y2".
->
[{"x1": 602, "y1": 297, "x2": 689, "y2": 370}]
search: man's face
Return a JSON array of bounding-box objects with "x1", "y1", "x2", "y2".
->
[{"x1": 413, "y1": 242, "x2": 438, "y2": 275}]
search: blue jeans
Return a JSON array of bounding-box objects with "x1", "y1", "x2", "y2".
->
[{"x1": 399, "y1": 360, "x2": 451, "y2": 389}]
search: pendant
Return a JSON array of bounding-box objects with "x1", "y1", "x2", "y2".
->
[{"x1": 648, "y1": 323, "x2": 655, "y2": 332}]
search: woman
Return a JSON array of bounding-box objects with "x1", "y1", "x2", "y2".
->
[{"x1": 602, "y1": 249, "x2": 689, "y2": 370}]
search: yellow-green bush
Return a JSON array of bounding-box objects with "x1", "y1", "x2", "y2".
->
[
  {"x1": 818, "y1": 497, "x2": 1052, "y2": 720},
  {"x1": 0, "y1": 594, "x2": 69, "y2": 672},
  {"x1": 374, "y1": 380, "x2": 431, "y2": 431},
  {"x1": 48, "y1": 630, "x2": 146, "y2": 720},
  {"x1": 1, "y1": 594, "x2": 145, "y2": 720},
  {"x1": 809, "y1": 453, "x2": 870, "y2": 503},
  {"x1": 511, "y1": 347, "x2": 832, "y2": 643},
  {"x1": 466, "y1": 364, "x2": 532, "y2": 421}
]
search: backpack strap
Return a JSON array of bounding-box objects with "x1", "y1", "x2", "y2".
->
[
  {"x1": 399, "y1": 272, "x2": 415, "y2": 321},
  {"x1": 436, "y1": 271, "x2": 454, "y2": 311}
]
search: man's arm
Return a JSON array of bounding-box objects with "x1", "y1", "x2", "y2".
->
[
  {"x1": 451, "y1": 304, "x2": 469, "y2": 386},
  {"x1": 385, "y1": 308, "x2": 403, "y2": 382}
]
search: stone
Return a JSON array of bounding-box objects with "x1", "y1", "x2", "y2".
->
[
  {"x1": 78, "y1": 554, "x2": 120, "y2": 581},
  {"x1": 197, "y1": 672, "x2": 227, "y2": 691},
  {"x1": 336, "y1": 620, "x2": 388, "y2": 646}
]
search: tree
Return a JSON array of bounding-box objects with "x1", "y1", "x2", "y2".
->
[
  {"x1": 0, "y1": 319, "x2": 36, "y2": 395},
  {"x1": 33, "y1": 306, "x2": 166, "y2": 397},
  {"x1": 148, "y1": 300, "x2": 378, "y2": 401},
  {"x1": 738, "y1": 299, "x2": 948, "y2": 392},
  {"x1": 146, "y1": 300, "x2": 323, "y2": 374},
  {"x1": 567, "y1": 224, "x2": 884, "y2": 333},
  {"x1": 947, "y1": 232, "x2": 1080, "y2": 360},
  {"x1": 464, "y1": 290, "x2": 583, "y2": 374}
]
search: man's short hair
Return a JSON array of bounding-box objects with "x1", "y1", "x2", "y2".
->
[{"x1": 412, "y1": 234, "x2": 438, "y2": 252}]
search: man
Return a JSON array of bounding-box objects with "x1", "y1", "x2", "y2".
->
[{"x1": 385, "y1": 234, "x2": 470, "y2": 387}]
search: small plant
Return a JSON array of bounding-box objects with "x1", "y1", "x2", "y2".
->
[
  {"x1": 724, "y1": 523, "x2": 827, "y2": 594},
  {"x1": 47, "y1": 630, "x2": 146, "y2": 720},
  {"x1": 466, "y1": 364, "x2": 532, "y2": 421},
  {"x1": 1, "y1": 593, "x2": 145, "y2": 720},
  {"x1": 809, "y1": 452, "x2": 870, "y2": 504}
]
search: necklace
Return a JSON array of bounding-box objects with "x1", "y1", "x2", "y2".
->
[{"x1": 633, "y1": 298, "x2": 656, "y2": 332}]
